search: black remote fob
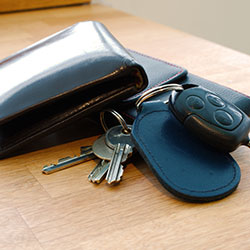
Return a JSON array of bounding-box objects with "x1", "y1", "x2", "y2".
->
[{"x1": 169, "y1": 84, "x2": 250, "y2": 152}]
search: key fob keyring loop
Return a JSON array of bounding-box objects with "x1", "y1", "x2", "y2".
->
[
  {"x1": 100, "y1": 109, "x2": 131, "y2": 134},
  {"x1": 135, "y1": 83, "x2": 184, "y2": 111},
  {"x1": 100, "y1": 83, "x2": 186, "y2": 133}
]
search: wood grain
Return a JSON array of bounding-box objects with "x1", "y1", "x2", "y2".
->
[
  {"x1": 0, "y1": 4, "x2": 250, "y2": 250},
  {"x1": 0, "y1": 0, "x2": 90, "y2": 13}
]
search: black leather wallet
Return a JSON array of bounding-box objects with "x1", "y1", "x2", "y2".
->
[
  {"x1": 0, "y1": 21, "x2": 148, "y2": 157},
  {"x1": 1, "y1": 22, "x2": 250, "y2": 158}
]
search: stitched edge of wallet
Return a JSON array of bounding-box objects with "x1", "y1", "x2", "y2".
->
[
  {"x1": 129, "y1": 49, "x2": 250, "y2": 102},
  {"x1": 126, "y1": 49, "x2": 186, "y2": 100}
]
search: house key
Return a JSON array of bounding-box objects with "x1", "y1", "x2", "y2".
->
[
  {"x1": 42, "y1": 146, "x2": 96, "y2": 174},
  {"x1": 89, "y1": 110, "x2": 134, "y2": 185},
  {"x1": 104, "y1": 124, "x2": 134, "y2": 184},
  {"x1": 89, "y1": 125, "x2": 133, "y2": 184},
  {"x1": 88, "y1": 159, "x2": 109, "y2": 184}
]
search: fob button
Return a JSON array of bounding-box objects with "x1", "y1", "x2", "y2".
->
[
  {"x1": 214, "y1": 110, "x2": 233, "y2": 126},
  {"x1": 207, "y1": 94, "x2": 225, "y2": 107},
  {"x1": 186, "y1": 96, "x2": 204, "y2": 110}
]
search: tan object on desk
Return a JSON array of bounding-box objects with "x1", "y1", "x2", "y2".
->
[
  {"x1": 0, "y1": 4, "x2": 250, "y2": 250},
  {"x1": 0, "y1": 0, "x2": 90, "y2": 13}
]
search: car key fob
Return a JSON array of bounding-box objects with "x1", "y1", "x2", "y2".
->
[{"x1": 169, "y1": 84, "x2": 250, "y2": 152}]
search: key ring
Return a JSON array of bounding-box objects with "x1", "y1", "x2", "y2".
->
[
  {"x1": 100, "y1": 109, "x2": 131, "y2": 134},
  {"x1": 135, "y1": 83, "x2": 184, "y2": 110},
  {"x1": 100, "y1": 84, "x2": 183, "y2": 132}
]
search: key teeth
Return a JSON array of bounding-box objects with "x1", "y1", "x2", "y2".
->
[
  {"x1": 106, "y1": 177, "x2": 122, "y2": 185},
  {"x1": 88, "y1": 174, "x2": 94, "y2": 182},
  {"x1": 91, "y1": 178, "x2": 104, "y2": 184},
  {"x1": 42, "y1": 145, "x2": 95, "y2": 175},
  {"x1": 58, "y1": 156, "x2": 72, "y2": 163},
  {"x1": 88, "y1": 160, "x2": 109, "y2": 184},
  {"x1": 80, "y1": 146, "x2": 93, "y2": 154},
  {"x1": 105, "y1": 143, "x2": 131, "y2": 185},
  {"x1": 106, "y1": 164, "x2": 124, "y2": 185}
]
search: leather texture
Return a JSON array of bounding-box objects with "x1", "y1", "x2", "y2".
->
[
  {"x1": 123, "y1": 51, "x2": 250, "y2": 119},
  {"x1": 131, "y1": 101, "x2": 241, "y2": 202},
  {"x1": 4, "y1": 49, "x2": 250, "y2": 158},
  {"x1": 125, "y1": 50, "x2": 188, "y2": 103},
  {"x1": 0, "y1": 22, "x2": 148, "y2": 157}
]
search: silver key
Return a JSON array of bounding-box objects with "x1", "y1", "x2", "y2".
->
[
  {"x1": 42, "y1": 146, "x2": 96, "y2": 174},
  {"x1": 88, "y1": 160, "x2": 109, "y2": 183},
  {"x1": 87, "y1": 136, "x2": 117, "y2": 184},
  {"x1": 87, "y1": 135, "x2": 121, "y2": 184},
  {"x1": 88, "y1": 125, "x2": 134, "y2": 184},
  {"x1": 92, "y1": 134, "x2": 129, "y2": 161},
  {"x1": 105, "y1": 125, "x2": 134, "y2": 150},
  {"x1": 106, "y1": 143, "x2": 132, "y2": 184},
  {"x1": 92, "y1": 135, "x2": 114, "y2": 160},
  {"x1": 104, "y1": 125, "x2": 134, "y2": 184}
]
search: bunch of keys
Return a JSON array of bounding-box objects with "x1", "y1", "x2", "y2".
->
[
  {"x1": 43, "y1": 83, "x2": 250, "y2": 189},
  {"x1": 42, "y1": 110, "x2": 135, "y2": 185}
]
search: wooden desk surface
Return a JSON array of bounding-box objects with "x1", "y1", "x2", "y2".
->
[{"x1": 1, "y1": 4, "x2": 250, "y2": 250}]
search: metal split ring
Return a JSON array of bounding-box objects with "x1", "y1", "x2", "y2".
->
[
  {"x1": 100, "y1": 84, "x2": 183, "y2": 132},
  {"x1": 135, "y1": 83, "x2": 184, "y2": 110},
  {"x1": 100, "y1": 109, "x2": 131, "y2": 134}
]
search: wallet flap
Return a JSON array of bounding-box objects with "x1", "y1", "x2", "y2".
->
[
  {"x1": 0, "y1": 22, "x2": 148, "y2": 156},
  {"x1": 125, "y1": 50, "x2": 188, "y2": 102},
  {"x1": 0, "y1": 21, "x2": 147, "y2": 124}
]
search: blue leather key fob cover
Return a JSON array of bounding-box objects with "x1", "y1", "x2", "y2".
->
[{"x1": 131, "y1": 101, "x2": 241, "y2": 202}]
